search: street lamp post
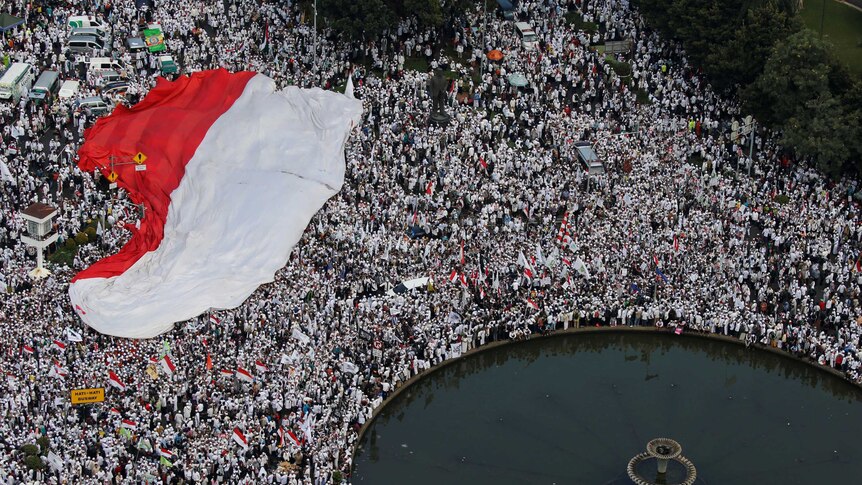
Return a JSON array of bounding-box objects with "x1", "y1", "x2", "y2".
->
[
  {"x1": 481, "y1": 0, "x2": 487, "y2": 77},
  {"x1": 313, "y1": 0, "x2": 318, "y2": 66}
]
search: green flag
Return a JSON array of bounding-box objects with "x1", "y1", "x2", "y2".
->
[
  {"x1": 160, "y1": 456, "x2": 173, "y2": 467},
  {"x1": 162, "y1": 340, "x2": 170, "y2": 357},
  {"x1": 143, "y1": 28, "x2": 166, "y2": 52},
  {"x1": 138, "y1": 438, "x2": 152, "y2": 452},
  {"x1": 119, "y1": 427, "x2": 132, "y2": 439}
]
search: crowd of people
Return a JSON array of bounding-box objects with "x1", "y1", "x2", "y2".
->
[{"x1": 1, "y1": 0, "x2": 861, "y2": 483}]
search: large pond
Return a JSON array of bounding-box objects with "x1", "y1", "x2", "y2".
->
[{"x1": 352, "y1": 332, "x2": 862, "y2": 484}]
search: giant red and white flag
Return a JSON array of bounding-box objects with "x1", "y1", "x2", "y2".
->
[{"x1": 68, "y1": 69, "x2": 362, "y2": 338}]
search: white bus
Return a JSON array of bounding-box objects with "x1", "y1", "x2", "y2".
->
[{"x1": 0, "y1": 63, "x2": 35, "y2": 103}]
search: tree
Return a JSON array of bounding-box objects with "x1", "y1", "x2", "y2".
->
[
  {"x1": 404, "y1": 0, "x2": 444, "y2": 30},
  {"x1": 318, "y1": 0, "x2": 395, "y2": 40},
  {"x1": 704, "y1": 1, "x2": 801, "y2": 91},
  {"x1": 744, "y1": 30, "x2": 858, "y2": 173}
]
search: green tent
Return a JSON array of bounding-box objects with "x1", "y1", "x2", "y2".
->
[{"x1": 0, "y1": 13, "x2": 25, "y2": 33}]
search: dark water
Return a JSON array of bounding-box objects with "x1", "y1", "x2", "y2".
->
[{"x1": 352, "y1": 333, "x2": 862, "y2": 484}]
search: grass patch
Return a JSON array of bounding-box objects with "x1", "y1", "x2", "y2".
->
[
  {"x1": 565, "y1": 11, "x2": 599, "y2": 34},
  {"x1": 604, "y1": 55, "x2": 632, "y2": 77},
  {"x1": 404, "y1": 57, "x2": 430, "y2": 73},
  {"x1": 48, "y1": 245, "x2": 77, "y2": 268},
  {"x1": 636, "y1": 88, "x2": 651, "y2": 105},
  {"x1": 800, "y1": 0, "x2": 862, "y2": 76}
]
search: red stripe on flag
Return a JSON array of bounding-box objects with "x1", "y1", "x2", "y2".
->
[{"x1": 71, "y1": 70, "x2": 257, "y2": 282}]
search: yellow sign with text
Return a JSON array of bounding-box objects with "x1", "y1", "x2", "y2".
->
[{"x1": 71, "y1": 387, "x2": 105, "y2": 405}]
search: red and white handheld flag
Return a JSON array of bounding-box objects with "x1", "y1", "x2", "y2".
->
[
  {"x1": 22, "y1": 345, "x2": 33, "y2": 355},
  {"x1": 232, "y1": 427, "x2": 249, "y2": 449},
  {"x1": 255, "y1": 360, "x2": 268, "y2": 373},
  {"x1": 236, "y1": 367, "x2": 254, "y2": 382},
  {"x1": 121, "y1": 419, "x2": 137, "y2": 430},
  {"x1": 159, "y1": 448, "x2": 174, "y2": 459},
  {"x1": 219, "y1": 369, "x2": 235, "y2": 378},
  {"x1": 526, "y1": 299, "x2": 539, "y2": 310},
  {"x1": 161, "y1": 355, "x2": 176, "y2": 375},
  {"x1": 52, "y1": 340, "x2": 66, "y2": 352},
  {"x1": 108, "y1": 371, "x2": 126, "y2": 391}
]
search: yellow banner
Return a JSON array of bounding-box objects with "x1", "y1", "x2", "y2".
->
[{"x1": 70, "y1": 388, "x2": 105, "y2": 405}]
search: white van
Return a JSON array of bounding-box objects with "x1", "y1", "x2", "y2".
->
[
  {"x1": 0, "y1": 63, "x2": 35, "y2": 103},
  {"x1": 514, "y1": 22, "x2": 539, "y2": 49},
  {"x1": 28, "y1": 70, "x2": 61, "y2": 104},
  {"x1": 89, "y1": 57, "x2": 126, "y2": 74},
  {"x1": 58, "y1": 80, "x2": 80, "y2": 99},
  {"x1": 68, "y1": 15, "x2": 108, "y2": 32},
  {"x1": 67, "y1": 35, "x2": 106, "y2": 54},
  {"x1": 71, "y1": 27, "x2": 111, "y2": 43}
]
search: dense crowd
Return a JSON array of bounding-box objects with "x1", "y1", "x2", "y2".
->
[{"x1": 1, "y1": 0, "x2": 861, "y2": 483}]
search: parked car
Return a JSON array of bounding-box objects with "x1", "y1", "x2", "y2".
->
[
  {"x1": 102, "y1": 81, "x2": 130, "y2": 98},
  {"x1": 158, "y1": 55, "x2": 178, "y2": 74},
  {"x1": 74, "y1": 96, "x2": 112, "y2": 116}
]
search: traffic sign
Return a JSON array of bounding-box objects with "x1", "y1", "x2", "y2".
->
[
  {"x1": 133, "y1": 152, "x2": 148, "y2": 164},
  {"x1": 107, "y1": 172, "x2": 119, "y2": 182}
]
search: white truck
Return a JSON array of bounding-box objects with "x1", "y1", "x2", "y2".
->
[{"x1": 0, "y1": 63, "x2": 35, "y2": 103}]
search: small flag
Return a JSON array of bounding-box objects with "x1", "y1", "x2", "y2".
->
[
  {"x1": 653, "y1": 254, "x2": 660, "y2": 267},
  {"x1": 161, "y1": 355, "x2": 176, "y2": 375},
  {"x1": 121, "y1": 419, "x2": 137, "y2": 430},
  {"x1": 478, "y1": 157, "x2": 488, "y2": 169},
  {"x1": 674, "y1": 327, "x2": 683, "y2": 335},
  {"x1": 449, "y1": 270, "x2": 458, "y2": 283},
  {"x1": 630, "y1": 283, "x2": 640, "y2": 293},
  {"x1": 159, "y1": 448, "x2": 174, "y2": 459},
  {"x1": 108, "y1": 371, "x2": 126, "y2": 391},
  {"x1": 278, "y1": 427, "x2": 285, "y2": 447},
  {"x1": 287, "y1": 429, "x2": 302, "y2": 446},
  {"x1": 425, "y1": 180, "x2": 434, "y2": 195},
  {"x1": 210, "y1": 315, "x2": 221, "y2": 325},
  {"x1": 110, "y1": 407, "x2": 122, "y2": 416},
  {"x1": 220, "y1": 369, "x2": 235, "y2": 377},
  {"x1": 119, "y1": 427, "x2": 132, "y2": 439},
  {"x1": 526, "y1": 299, "x2": 539, "y2": 310},
  {"x1": 656, "y1": 267, "x2": 669, "y2": 284},
  {"x1": 52, "y1": 340, "x2": 66, "y2": 352},
  {"x1": 232, "y1": 427, "x2": 249, "y2": 449},
  {"x1": 255, "y1": 360, "x2": 268, "y2": 373},
  {"x1": 673, "y1": 235, "x2": 679, "y2": 252},
  {"x1": 160, "y1": 456, "x2": 173, "y2": 467},
  {"x1": 66, "y1": 328, "x2": 83, "y2": 342},
  {"x1": 22, "y1": 345, "x2": 33, "y2": 355},
  {"x1": 49, "y1": 363, "x2": 67, "y2": 378},
  {"x1": 459, "y1": 240, "x2": 465, "y2": 265},
  {"x1": 138, "y1": 438, "x2": 153, "y2": 452},
  {"x1": 206, "y1": 354, "x2": 213, "y2": 371},
  {"x1": 236, "y1": 367, "x2": 254, "y2": 382}
]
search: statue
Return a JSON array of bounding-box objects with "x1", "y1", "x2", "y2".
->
[{"x1": 427, "y1": 70, "x2": 451, "y2": 126}]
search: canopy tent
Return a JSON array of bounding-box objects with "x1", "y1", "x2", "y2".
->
[
  {"x1": 507, "y1": 73, "x2": 528, "y2": 87},
  {"x1": 0, "y1": 13, "x2": 24, "y2": 33}
]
